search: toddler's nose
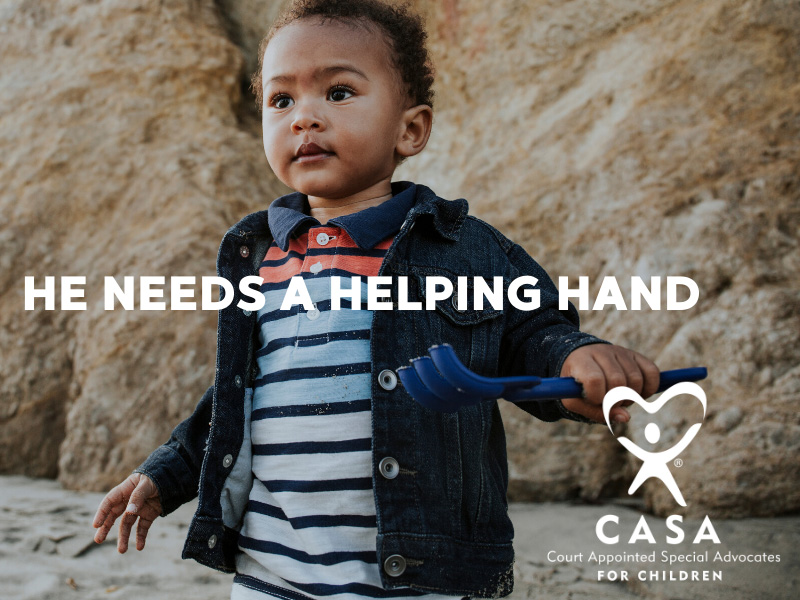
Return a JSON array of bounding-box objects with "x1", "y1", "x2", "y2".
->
[{"x1": 292, "y1": 105, "x2": 324, "y2": 132}]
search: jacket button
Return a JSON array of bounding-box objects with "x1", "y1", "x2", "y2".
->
[
  {"x1": 378, "y1": 369, "x2": 397, "y2": 390},
  {"x1": 208, "y1": 534, "x2": 218, "y2": 549},
  {"x1": 451, "y1": 295, "x2": 467, "y2": 312},
  {"x1": 243, "y1": 309, "x2": 252, "y2": 317},
  {"x1": 239, "y1": 245, "x2": 250, "y2": 258},
  {"x1": 223, "y1": 454, "x2": 233, "y2": 468},
  {"x1": 307, "y1": 306, "x2": 320, "y2": 320},
  {"x1": 384, "y1": 554, "x2": 406, "y2": 577},
  {"x1": 234, "y1": 375, "x2": 242, "y2": 388},
  {"x1": 378, "y1": 457, "x2": 399, "y2": 479}
]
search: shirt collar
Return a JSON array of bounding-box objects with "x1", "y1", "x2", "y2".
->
[{"x1": 267, "y1": 181, "x2": 418, "y2": 251}]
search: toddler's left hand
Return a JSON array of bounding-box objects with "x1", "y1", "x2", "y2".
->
[{"x1": 560, "y1": 344, "x2": 660, "y2": 424}]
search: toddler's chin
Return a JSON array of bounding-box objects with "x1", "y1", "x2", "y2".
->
[{"x1": 293, "y1": 181, "x2": 353, "y2": 201}]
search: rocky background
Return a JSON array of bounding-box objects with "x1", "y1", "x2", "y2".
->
[{"x1": 1, "y1": 0, "x2": 797, "y2": 519}]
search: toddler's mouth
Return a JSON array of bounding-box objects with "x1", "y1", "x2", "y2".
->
[{"x1": 295, "y1": 142, "x2": 335, "y2": 163}]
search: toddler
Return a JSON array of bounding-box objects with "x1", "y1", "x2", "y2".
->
[{"x1": 93, "y1": 1, "x2": 659, "y2": 598}]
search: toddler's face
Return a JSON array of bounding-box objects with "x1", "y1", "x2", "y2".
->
[{"x1": 260, "y1": 19, "x2": 409, "y2": 201}]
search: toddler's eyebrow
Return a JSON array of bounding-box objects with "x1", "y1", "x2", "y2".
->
[{"x1": 266, "y1": 64, "x2": 369, "y2": 86}]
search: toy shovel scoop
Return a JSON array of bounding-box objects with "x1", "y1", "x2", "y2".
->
[{"x1": 396, "y1": 344, "x2": 707, "y2": 413}]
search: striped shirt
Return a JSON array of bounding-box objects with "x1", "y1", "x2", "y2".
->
[{"x1": 232, "y1": 186, "x2": 463, "y2": 600}]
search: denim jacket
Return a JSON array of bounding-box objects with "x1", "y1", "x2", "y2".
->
[{"x1": 135, "y1": 183, "x2": 603, "y2": 598}]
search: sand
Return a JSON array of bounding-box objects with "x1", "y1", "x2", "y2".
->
[{"x1": 1, "y1": 476, "x2": 796, "y2": 599}]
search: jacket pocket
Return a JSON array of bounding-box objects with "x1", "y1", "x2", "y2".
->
[
  {"x1": 410, "y1": 266, "x2": 504, "y2": 327},
  {"x1": 406, "y1": 266, "x2": 504, "y2": 378}
]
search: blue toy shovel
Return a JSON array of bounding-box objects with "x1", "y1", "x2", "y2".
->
[{"x1": 396, "y1": 344, "x2": 707, "y2": 412}]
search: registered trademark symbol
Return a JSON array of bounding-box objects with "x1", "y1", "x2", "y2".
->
[{"x1": 674, "y1": 458, "x2": 683, "y2": 468}]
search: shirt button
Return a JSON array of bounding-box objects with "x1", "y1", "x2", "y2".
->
[
  {"x1": 451, "y1": 296, "x2": 467, "y2": 312},
  {"x1": 234, "y1": 375, "x2": 242, "y2": 388},
  {"x1": 223, "y1": 454, "x2": 233, "y2": 468},
  {"x1": 239, "y1": 245, "x2": 250, "y2": 258},
  {"x1": 208, "y1": 534, "x2": 218, "y2": 549},
  {"x1": 384, "y1": 554, "x2": 406, "y2": 577},
  {"x1": 243, "y1": 309, "x2": 252, "y2": 317},
  {"x1": 316, "y1": 232, "x2": 330, "y2": 245},
  {"x1": 378, "y1": 369, "x2": 397, "y2": 390},
  {"x1": 378, "y1": 457, "x2": 399, "y2": 479},
  {"x1": 307, "y1": 306, "x2": 320, "y2": 320}
]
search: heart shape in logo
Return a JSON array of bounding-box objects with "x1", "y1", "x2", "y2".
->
[{"x1": 603, "y1": 382, "x2": 707, "y2": 433}]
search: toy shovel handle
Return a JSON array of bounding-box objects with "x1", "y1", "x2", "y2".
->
[
  {"x1": 505, "y1": 367, "x2": 708, "y2": 402},
  {"x1": 655, "y1": 367, "x2": 707, "y2": 392}
]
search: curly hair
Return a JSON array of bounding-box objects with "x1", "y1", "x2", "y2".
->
[{"x1": 250, "y1": 0, "x2": 435, "y2": 111}]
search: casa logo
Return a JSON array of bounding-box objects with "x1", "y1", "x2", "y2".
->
[{"x1": 596, "y1": 382, "x2": 720, "y2": 545}]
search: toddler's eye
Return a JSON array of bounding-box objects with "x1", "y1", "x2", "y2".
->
[
  {"x1": 328, "y1": 85, "x2": 354, "y2": 102},
  {"x1": 270, "y1": 94, "x2": 293, "y2": 110}
]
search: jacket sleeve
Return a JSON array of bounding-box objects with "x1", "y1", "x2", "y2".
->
[
  {"x1": 133, "y1": 385, "x2": 213, "y2": 516},
  {"x1": 499, "y1": 242, "x2": 607, "y2": 423}
]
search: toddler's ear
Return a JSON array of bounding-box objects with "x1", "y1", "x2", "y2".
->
[{"x1": 396, "y1": 105, "x2": 433, "y2": 159}]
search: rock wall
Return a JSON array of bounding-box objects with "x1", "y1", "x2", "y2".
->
[
  {"x1": 399, "y1": 0, "x2": 800, "y2": 518},
  {"x1": 1, "y1": 0, "x2": 797, "y2": 518},
  {"x1": 0, "y1": 0, "x2": 285, "y2": 489}
]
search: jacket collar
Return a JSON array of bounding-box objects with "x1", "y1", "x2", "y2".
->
[
  {"x1": 267, "y1": 182, "x2": 417, "y2": 251},
  {"x1": 225, "y1": 181, "x2": 469, "y2": 244},
  {"x1": 405, "y1": 183, "x2": 468, "y2": 242}
]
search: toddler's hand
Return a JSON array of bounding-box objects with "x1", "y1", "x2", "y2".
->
[
  {"x1": 560, "y1": 344, "x2": 659, "y2": 424},
  {"x1": 92, "y1": 472, "x2": 162, "y2": 553}
]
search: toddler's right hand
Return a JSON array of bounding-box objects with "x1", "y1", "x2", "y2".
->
[{"x1": 92, "y1": 472, "x2": 162, "y2": 553}]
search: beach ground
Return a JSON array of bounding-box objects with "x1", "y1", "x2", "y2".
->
[{"x1": 1, "y1": 476, "x2": 796, "y2": 599}]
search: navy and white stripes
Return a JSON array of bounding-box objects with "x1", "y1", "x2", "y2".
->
[{"x1": 232, "y1": 225, "x2": 461, "y2": 600}]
